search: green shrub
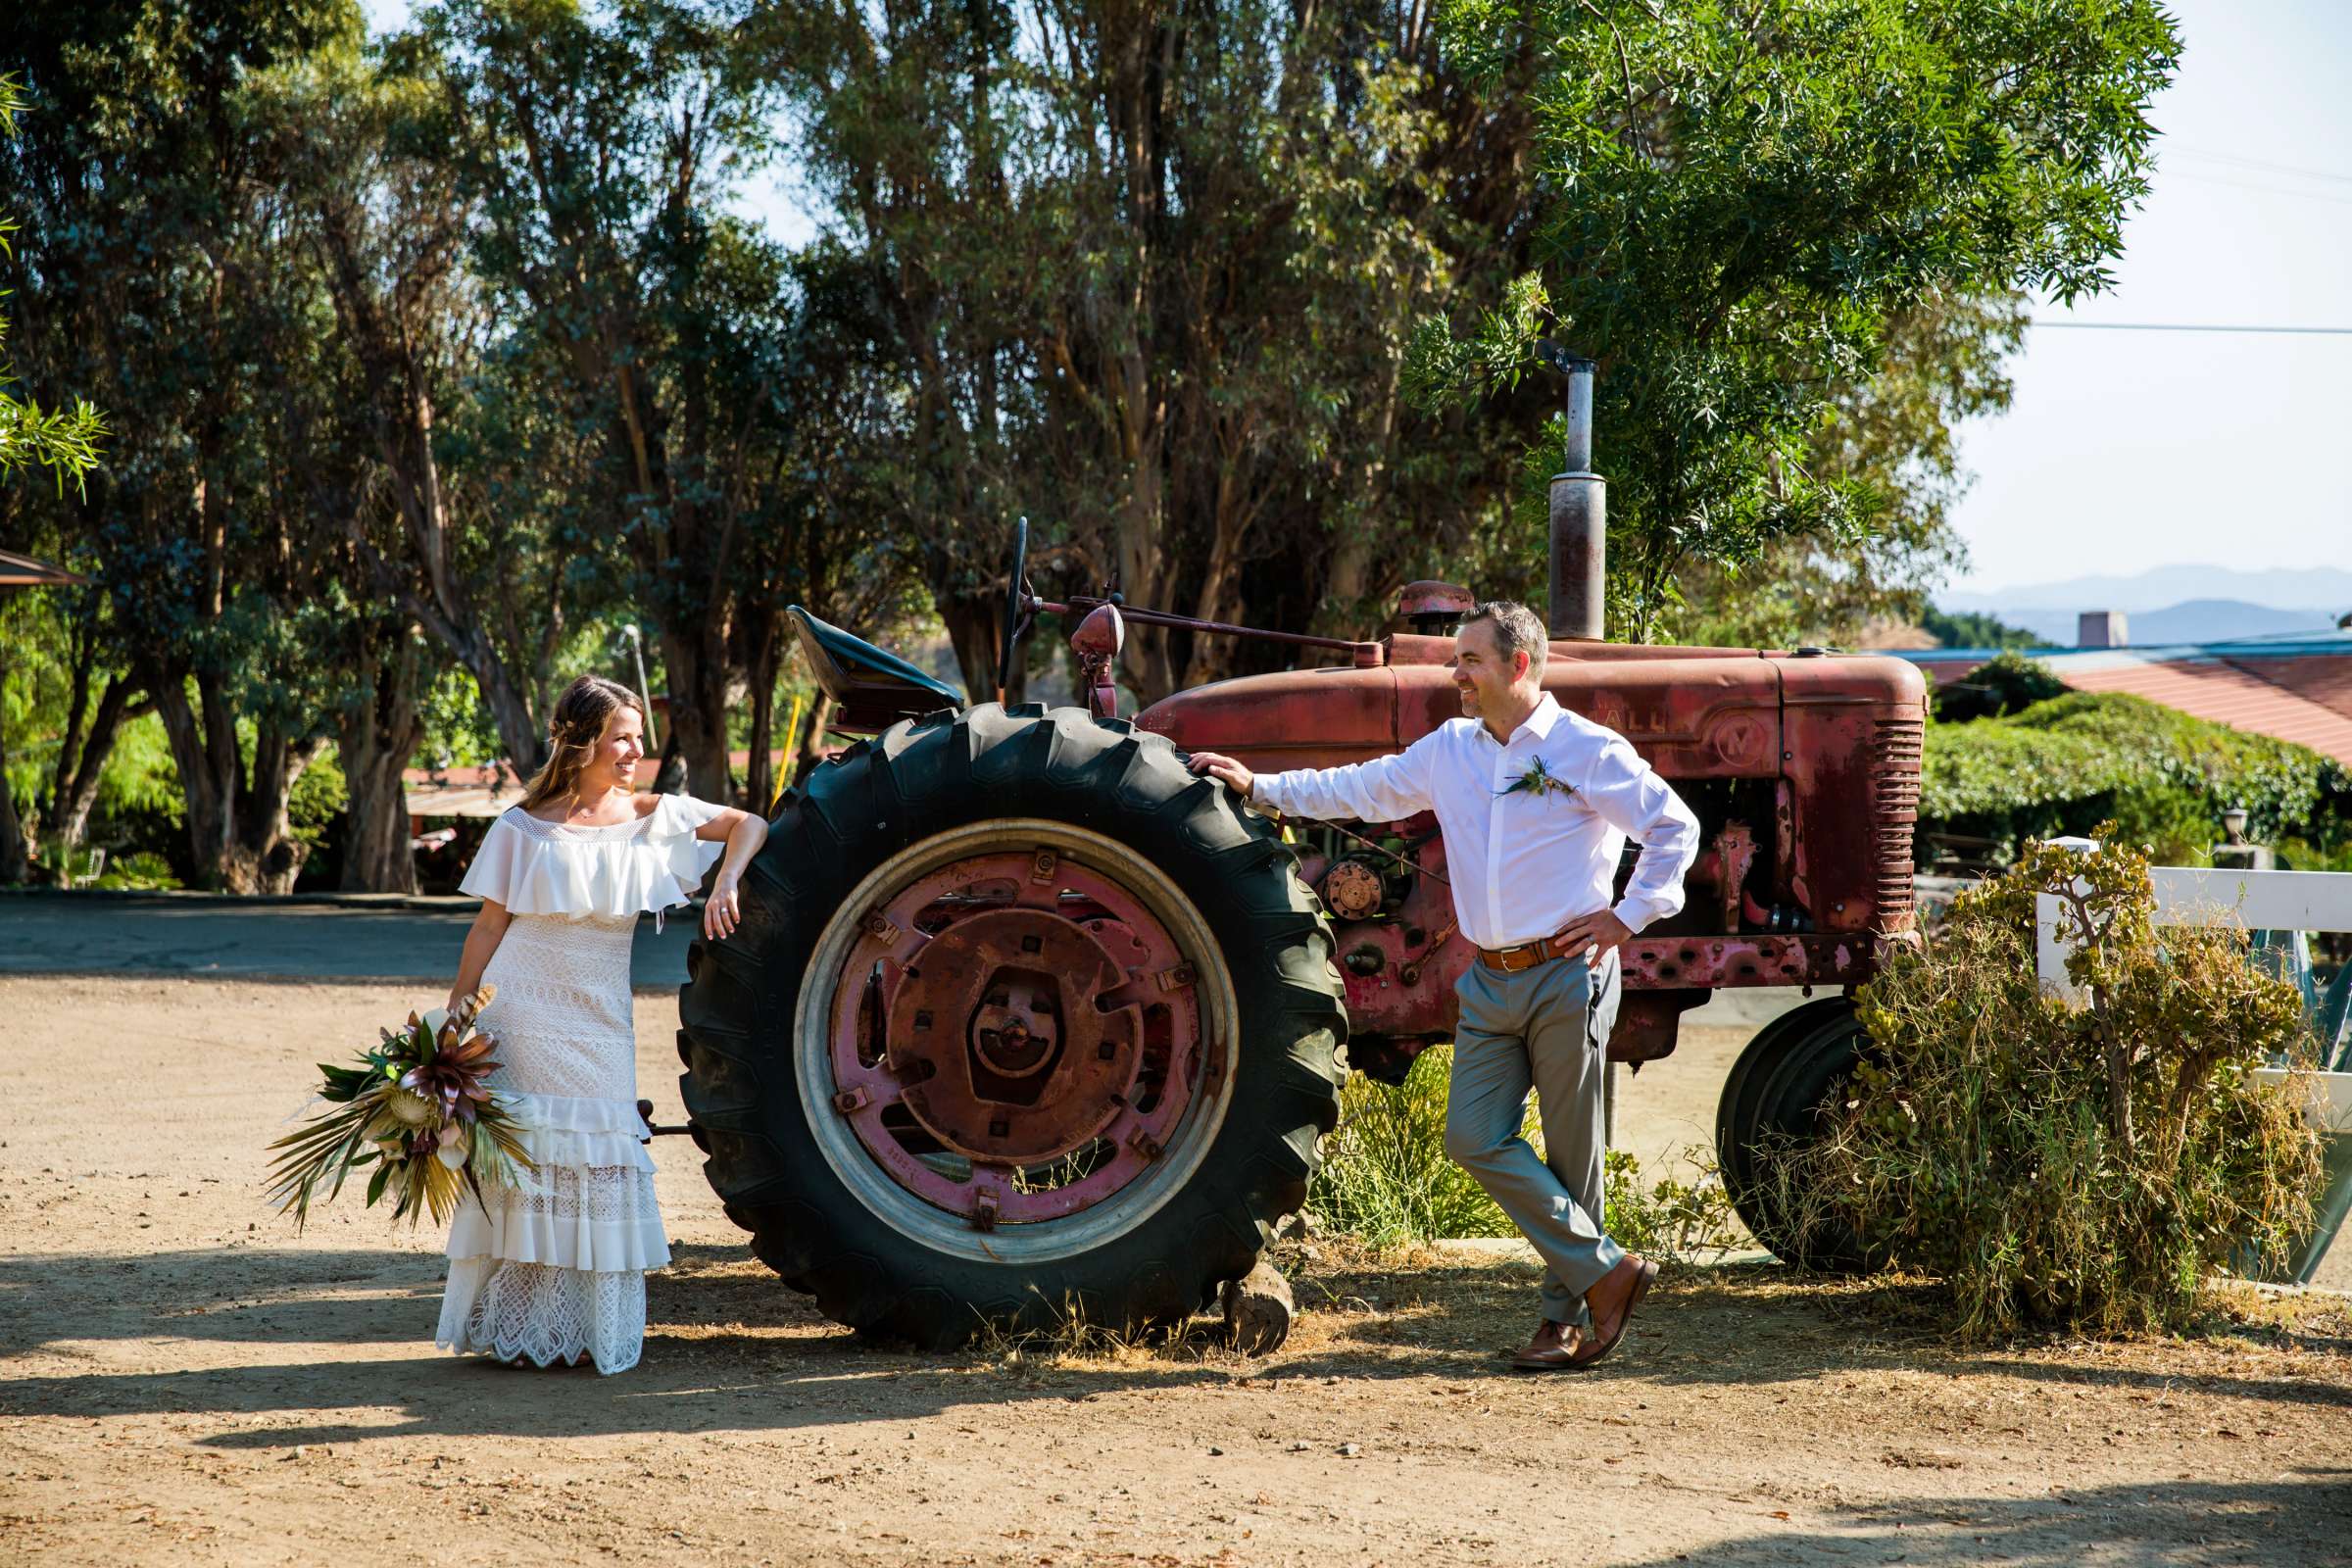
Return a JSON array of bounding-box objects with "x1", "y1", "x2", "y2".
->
[
  {"x1": 1309, "y1": 1044, "x2": 1740, "y2": 1261},
  {"x1": 1932, "y1": 650, "x2": 2067, "y2": 722},
  {"x1": 1803, "y1": 835, "x2": 2324, "y2": 1339},
  {"x1": 1921, "y1": 691, "x2": 2352, "y2": 866},
  {"x1": 1603, "y1": 1148, "x2": 1741, "y2": 1262},
  {"x1": 90, "y1": 850, "x2": 181, "y2": 891},
  {"x1": 1310, "y1": 1045, "x2": 1518, "y2": 1247}
]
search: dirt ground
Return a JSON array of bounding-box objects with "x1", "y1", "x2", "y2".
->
[{"x1": 4, "y1": 975, "x2": 2350, "y2": 1567}]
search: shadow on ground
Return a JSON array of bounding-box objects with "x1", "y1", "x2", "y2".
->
[
  {"x1": 7, "y1": 1243, "x2": 2348, "y2": 1456},
  {"x1": 1611, "y1": 1475, "x2": 2352, "y2": 1565}
]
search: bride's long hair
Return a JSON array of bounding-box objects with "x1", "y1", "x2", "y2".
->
[{"x1": 517, "y1": 675, "x2": 647, "y2": 813}]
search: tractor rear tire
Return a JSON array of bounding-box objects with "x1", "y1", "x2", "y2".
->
[
  {"x1": 675, "y1": 703, "x2": 1347, "y2": 1348},
  {"x1": 1714, "y1": 995, "x2": 1883, "y2": 1273}
]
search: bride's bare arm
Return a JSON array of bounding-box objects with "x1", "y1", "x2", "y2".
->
[
  {"x1": 695, "y1": 807, "x2": 768, "y2": 942},
  {"x1": 449, "y1": 898, "x2": 514, "y2": 1010}
]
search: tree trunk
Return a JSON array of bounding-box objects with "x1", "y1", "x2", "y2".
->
[
  {"x1": 0, "y1": 717, "x2": 28, "y2": 885},
  {"x1": 151, "y1": 670, "x2": 319, "y2": 895},
  {"x1": 49, "y1": 677, "x2": 144, "y2": 857},
  {"x1": 152, "y1": 674, "x2": 231, "y2": 889},
  {"x1": 228, "y1": 720, "x2": 319, "y2": 897},
  {"x1": 337, "y1": 626, "x2": 426, "y2": 894},
  {"x1": 463, "y1": 632, "x2": 547, "y2": 783},
  {"x1": 658, "y1": 628, "x2": 736, "y2": 806},
  {"x1": 941, "y1": 594, "x2": 1006, "y2": 705},
  {"x1": 744, "y1": 616, "x2": 779, "y2": 816},
  {"x1": 792, "y1": 693, "x2": 836, "y2": 786}
]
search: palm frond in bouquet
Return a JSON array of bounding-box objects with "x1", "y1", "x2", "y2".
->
[{"x1": 268, "y1": 984, "x2": 534, "y2": 1230}]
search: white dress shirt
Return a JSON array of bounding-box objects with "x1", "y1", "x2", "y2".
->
[{"x1": 1250, "y1": 692, "x2": 1702, "y2": 948}]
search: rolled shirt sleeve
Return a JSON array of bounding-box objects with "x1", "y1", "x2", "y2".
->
[
  {"x1": 1250, "y1": 733, "x2": 1440, "y2": 826},
  {"x1": 1579, "y1": 734, "x2": 1701, "y2": 934}
]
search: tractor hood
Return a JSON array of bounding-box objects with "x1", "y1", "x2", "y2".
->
[{"x1": 1135, "y1": 640, "x2": 1803, "y2": 781}]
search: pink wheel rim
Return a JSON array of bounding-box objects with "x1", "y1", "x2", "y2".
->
[{"x1": 821, "y1": 845, "x2": 1213, "y2": 1226}]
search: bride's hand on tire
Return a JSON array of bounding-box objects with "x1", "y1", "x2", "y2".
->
[{"x1": 704, "y1": 873, "x2": 743, "y2": 942}]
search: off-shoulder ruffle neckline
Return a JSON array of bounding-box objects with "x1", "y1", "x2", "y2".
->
[
  {"x1": 505, "y1": 806, "x2": 657, "y2": 841},
  {"x1": 460, "y1": 796, "x2": 724, "y2": 923}
]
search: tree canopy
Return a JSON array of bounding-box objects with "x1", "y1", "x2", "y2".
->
[
  {"x1": 1409, "y1": 0, "x2": 2180, "y2": 640},
  {"x1": 0, "y1": 0, "x2": 2182, "y2": 890}
]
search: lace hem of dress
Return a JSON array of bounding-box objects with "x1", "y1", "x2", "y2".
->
[{"x1": 436, "y1": 1257, "x2": 646, "y2": 1375}]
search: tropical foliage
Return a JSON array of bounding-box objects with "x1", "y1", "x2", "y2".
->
[{"x1": 266, "y1": 983, "x2": 533, "y2": 1230}]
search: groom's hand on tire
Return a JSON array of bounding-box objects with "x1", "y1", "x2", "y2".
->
[{"x1": 1187, "y1": 751, "x2": 1254, "y2": 800}]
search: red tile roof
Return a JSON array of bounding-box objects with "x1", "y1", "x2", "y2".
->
[
  {"x1": 1886, "y1": 634, "x2": 2352, "y2": 767},
  {"x1": 2058, "y1": 657, "x2": 2352, "y2": 764}
]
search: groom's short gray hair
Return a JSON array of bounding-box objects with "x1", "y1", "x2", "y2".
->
[{"x1": 1464, "y1": 600, "x2": 1548, "y2": 679}]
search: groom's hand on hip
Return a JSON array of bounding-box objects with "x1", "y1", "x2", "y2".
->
[
  {"x1": 1554, "y1": 908, "x2": 1634, "y2": 970},
  {"x1": 1187, "y1": 751, "x2": 1255, "y2": 800}
]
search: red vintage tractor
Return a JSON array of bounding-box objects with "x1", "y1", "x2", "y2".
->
[{"x1": 675, "y1": 359, "x2": 1926, "y2": 1346}]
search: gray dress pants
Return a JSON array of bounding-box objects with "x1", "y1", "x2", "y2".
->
[{"x1": 1446, "y1": 951, "x2": 1626, "y2": 1327}]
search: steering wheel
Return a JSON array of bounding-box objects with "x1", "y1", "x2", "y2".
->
[{"x1": 996, "y1": 515, "x2": 1032, "y2": 701}]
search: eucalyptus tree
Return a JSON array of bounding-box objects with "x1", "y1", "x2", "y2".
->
[
  {"x1": 1673, "y1": 291, "x2": 2031, "y2": 649},
  {"x1": 761, "y1": 1, "x2": 1546, "y2": 702},
  {"x1": 261, "y1": 25, "x2": 593, "y2": 884},
  {"x1": 1410, "y1": 0, "x2": 2181, "y2": 641},
  {"x1": 0, "y1": 0, "x2": 354, "y2": 890},
  {"x1": 416, "y1": 0, "x2": 798, "y2": 802}
]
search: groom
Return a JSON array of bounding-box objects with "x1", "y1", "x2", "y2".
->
[{"x1": 1189, "y1": 601, "x2": 1700, "y2": 1370}]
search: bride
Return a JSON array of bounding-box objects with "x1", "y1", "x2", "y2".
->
[{"x1": 433, "y1": 673, "x2": 766, "y2": 1373}]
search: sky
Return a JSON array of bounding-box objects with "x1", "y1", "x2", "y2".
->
[
  {"x1": 1946, "y1": 0, "x2": 2352, "y2": 596},
  {"x1": 358, "y1": 0, "x2": 2351, "y2": 602}
]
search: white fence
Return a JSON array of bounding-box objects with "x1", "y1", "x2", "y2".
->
[{"x1": 2033, "y1": 837, "x2": 2352, "y2": 1133}]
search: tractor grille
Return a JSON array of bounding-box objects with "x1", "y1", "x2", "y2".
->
[{"x1": 1872, "y1": 715, "x2": 1924, "y2": 929}]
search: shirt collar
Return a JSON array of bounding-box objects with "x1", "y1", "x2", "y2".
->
[{"x1": 1478, "y1": 692, "x2": 1564, "y2": 747}]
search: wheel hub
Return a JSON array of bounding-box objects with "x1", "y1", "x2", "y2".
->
[
  {"x1": 816, "y1": 835, "x2": 1219, "y2": 1231},
  {"x1": 891, "y1": 908, "x2": 1140, "y2": 1163}
]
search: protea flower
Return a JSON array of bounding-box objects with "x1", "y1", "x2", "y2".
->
[{"x1": 376, "y1": 1087, "x2": 436, "y2": 1129}]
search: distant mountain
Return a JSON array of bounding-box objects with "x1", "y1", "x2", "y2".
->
[
  {"x1": 1943, "y1": 564, "x2": 2352, "y2": 617},
  {"x1": 1984, "y1": 599, "x2": 2343, "y2": 649}
]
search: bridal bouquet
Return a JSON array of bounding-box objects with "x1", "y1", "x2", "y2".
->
[{"x1": 267, "y1": 985, "x2": 533, "y2": 1230}]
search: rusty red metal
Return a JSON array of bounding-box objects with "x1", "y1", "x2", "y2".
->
[
  {"x1": 1319, "y1": 858, "x2": 1385, "y2": 920},
  {"x1": 820, "y1": 846, "x2": 1211, "y2": 1226},
  {"x1": 1139, "y1": 639, "x2": 1926, "y2": 1074},
  {"x1": 1072, "y1": 604, "x2": 1125, "y2": 721}
]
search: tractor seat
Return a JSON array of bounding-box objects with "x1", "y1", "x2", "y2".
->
[{"x1": 787, "y1": 605, "x2": 964, "y2": 733}]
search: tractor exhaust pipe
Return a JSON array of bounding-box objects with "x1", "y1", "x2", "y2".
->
[{"x1": 1540, "y1": 343, "x2": 1604, "y2": 641}]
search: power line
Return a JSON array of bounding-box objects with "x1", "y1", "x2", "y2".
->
[
  {"x1": 2174, "y1": 147, "x2": 2352, "y2": 190},
  {"x1": 2033, "y1": 320, "x2": 2352, "y2": 336},
  {"x1": 2170, "y1": 169, "x2": 2352, "y2": 211}
]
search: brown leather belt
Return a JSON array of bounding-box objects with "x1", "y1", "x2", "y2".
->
[{"x1": 1476, "y1": 931, "x2": 1583, "y2": 973}]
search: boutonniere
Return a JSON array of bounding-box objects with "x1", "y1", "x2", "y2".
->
[{"x1": 1497, "y1": 757, "x2": 1577, "y2": 801}]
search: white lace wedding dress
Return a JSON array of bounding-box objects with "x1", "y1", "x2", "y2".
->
[{"x1": 433, "y1": 795, "x2": 725, "y2": 1374}]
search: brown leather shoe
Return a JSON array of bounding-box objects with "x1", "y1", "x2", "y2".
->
[
  {"x1": 1507, "y1": 1318, "x2": 1588, "y2": 1372},
  {"x1": 1569, "y1": 1254, "x2": 1657, "y2": 1370}
]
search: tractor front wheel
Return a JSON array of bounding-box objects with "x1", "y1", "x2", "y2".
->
[{"x1": 676, "y1": 704, "x2": 1347, "y2": 1348}]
